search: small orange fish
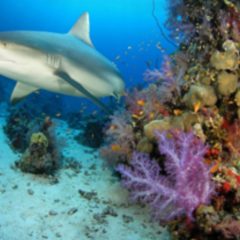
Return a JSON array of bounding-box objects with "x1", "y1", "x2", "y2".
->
[
  {"x1": 173, "y1": 109, "x2": 182, "y2": 116},
  {"x1": 193, "y1": 101, "x2": 201, "y2": 113},
  {"x1": 111, "y1": 144, "x2": 121, "y2": 152},
  {"x1": 132, "y1": 110, "x2": 144, "y2": 119},
  {"x1": 210, "y1": 162, "x2": 220, "y2": 174},
  {"x1": 132, "y1": 114, "x2": 140, "y2": 119},
  {"x1": 109, "y1": 125, "x2": 117, "y2": 131},
  {"x1": 137, "y1": 99, "x2": 145, "y2": 107}
]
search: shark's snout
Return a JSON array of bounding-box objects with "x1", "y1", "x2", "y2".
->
[{"x1": 112, "y1": 74, "x2": 125, "y2": 97}]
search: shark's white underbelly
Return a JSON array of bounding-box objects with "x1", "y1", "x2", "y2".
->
[
  {"x1": 0, "y1": 59, "x2": 84, "y2": 97},
  {"x1": 0, "y1": 58, "x2": 112, "y2": 98}
]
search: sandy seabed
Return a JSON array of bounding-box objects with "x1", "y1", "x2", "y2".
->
[{"x1": 0, "y1": 105, "x2": 170, "y2": 240}]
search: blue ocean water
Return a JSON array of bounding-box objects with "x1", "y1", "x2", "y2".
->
[{"x1": 0, "y1": 0, "x2": 175, "y2": 112}]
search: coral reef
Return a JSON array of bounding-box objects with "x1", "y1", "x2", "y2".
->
[
  {"x1": 101, "y1": 0, "x2": 240, "y2": 239},
  {"x1": 15, "y1": 117, "x2": 61, "y2": 175},
  {"x1": 75, "y1": 118, "x2": 106, "y2": 148}
]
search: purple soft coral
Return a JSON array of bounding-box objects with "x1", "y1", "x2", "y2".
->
[
  {"x1": 144, "y1": 56, "x2": 173, "y2": 83},
  {"x1": 143, "y1": 56, "x2": 185, "y2": 103},
  {"x1": 116, "y1": 130, "x2": 214, "y2": 222}
]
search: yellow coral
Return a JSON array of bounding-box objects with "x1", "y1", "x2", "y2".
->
[
  {"x1": 183, "y1": 84, "x2": 217, "y2": 110},
  {"x1": 210, "y1": 50, "x2": 239, "y2": 71},
  {"x1": 217, "y1": 71, "x2": 238, "y2": 96},
  {"x1": 30, "y1": 132, "x2": 48, "y2": 148}
]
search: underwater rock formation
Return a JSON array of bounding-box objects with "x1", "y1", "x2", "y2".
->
[
  {"x1": 15, "y1": 117, "x2": 60, "y2": 175},
  {"x1": 17, "y1": 132, "x2": 51, "y2": 174},
  {"x1": 75, "y1": 119, "x2": 105, "y2": 148}
]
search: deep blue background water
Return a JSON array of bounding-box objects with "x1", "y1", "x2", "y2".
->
[{"x1": 0, "y1": 0, "x2": 176, "y2": 114}]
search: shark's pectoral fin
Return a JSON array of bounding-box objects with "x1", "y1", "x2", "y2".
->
[
  {"x1": 54, "y1": 70, "x2": 111, "y2": 114},
  {"x1": 11, "y1": 82, "x2": 39, "y2": 104},
  {"x1": 69, "y1": 12, "x2": 94, "y2": 47}
]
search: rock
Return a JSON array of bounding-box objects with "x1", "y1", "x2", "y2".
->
[
  {"x1": 144, "y1": 118, "x2": 171, "y2": 140},
  {"x1": 122, "y1": 214, "x2": 134, "y2": 224},
  {"x1": 0, "y1": 188, "x2": 6, "y2": 194},
  {"x1": 78, "y1": 189, "x2": 98, "y2": 201},
  {"x1": 49, "y1": 210, "x2": 58, "y2": 216},
  {"x1": 183, "y1": 84, "x2": 217, "y2": 110},
  {"x1": 12, "y1": 185, "x2": 18, "y2": 190},
  {"x1": 55, "y1": 233, "x2": 61, "y2": 238},
  {"x1": 16, "y1": 150, "x2": 53, "y2": 174},
  {"x1": 27, "y1": 189, "x2": 34, "y2": 195},
  {"x1": 102, "y1": 206, "x2": 118, "y2": 217},
  {"x1": 210, "y1": 50, "x2": 239, "y2": 70},
  {"x1": 15, "y1": 131, "x2": 58, "y2": 175},
  {"x1": 93, "y1": 213, "x2": 107, "y2": 224},
  {"x1": 217, "y1": 71, "x2": 238, "y2": 96},
  {"x1": 67, "y1": 207, "x2": 78, "y2": 215}
]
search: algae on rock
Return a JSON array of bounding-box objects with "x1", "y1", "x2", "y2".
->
[{"x1": 16, "y1": 131, "x2": 59, "y2": 175}]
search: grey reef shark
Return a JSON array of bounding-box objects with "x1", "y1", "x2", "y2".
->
[{"x1": 0, "y1": 12, "x2": 125, "y2": 113}]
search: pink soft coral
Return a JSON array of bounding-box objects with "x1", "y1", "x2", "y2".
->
[{"x1": 117, "y1": 130, "x2": 214, "y2": 222}]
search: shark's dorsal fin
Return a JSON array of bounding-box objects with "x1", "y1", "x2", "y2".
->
[
  {"x1": 11, "y1": 82, "x2": 38, "y2": 104},
  {"x1": 69, "y1": 12, "x2": 94, "y2": 47}
]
